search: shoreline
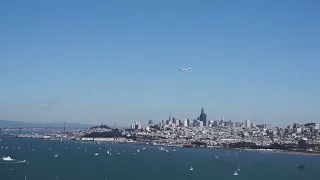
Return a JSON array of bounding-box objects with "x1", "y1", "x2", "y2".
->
[
  {"x1": 8, "y1": 135, "x2": 320, "y2": 156},
  {"x1": 136, "y1": 142, "x2": 320, "y2": 156},
  {"x1": 242, "y1": 148, "x2": 320, "y2": 156},
  {"x1": 122, "y1": 140, "x2": 320, "y2": 156}
]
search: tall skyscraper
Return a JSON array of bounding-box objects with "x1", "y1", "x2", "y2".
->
[
  {"x1": 135, "y1": 122, "x2": 142, "y2": 130},
  {"x1": 172, "y1": 117, "x2": 177, "y2": 125},
  {"x1": 199, "y1": 108, "x2": 207, "y2": 127},
  {"x1": 199, "y1": 120, "x2": 203, "y2": 128},
  {"x1": 148, "y1": 120, "x2": 153, "y2": 125},
  {"x1": 193, "y1": 119, "x2": 198, "y2": 127},
  {"x1": 245, "y1": 120, "x2": 251, "y2": 128},
  {"x1": 183, "y1": 119, "x2": 188, "y2": 127}
]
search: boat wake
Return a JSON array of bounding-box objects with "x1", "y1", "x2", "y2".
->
[
  {"x1": 0, "y1": 157, "x2": 27, "y2": 163},
  {"x1": 0, "y1": 160, "x2": 27, "y2": 164}
]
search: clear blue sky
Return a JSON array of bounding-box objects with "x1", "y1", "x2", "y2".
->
[{"x1": 1, "y1": 0, "x2": 319, "y2": 127}]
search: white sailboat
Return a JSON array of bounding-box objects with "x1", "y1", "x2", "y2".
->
[
  {"x1": 233, "y1": 170, "x2": 238, "y2": 176},
  {"x1": 189, "y1": 165, "x2": 193, "y2": 171},
  {"x1": 2, "y1": 156, "x2": 14, "y2": 161}
]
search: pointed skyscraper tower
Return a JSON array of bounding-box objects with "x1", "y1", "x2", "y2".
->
[{"x1": 199, "y1": 108, "x2": 207, "y2": 127}]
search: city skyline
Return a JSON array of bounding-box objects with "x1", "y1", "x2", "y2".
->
[
  {"x1": 1, "y1": 1, "x2": 319, "y2": 126},
  {"x1": 130, "y1": 112, "x2": 320, "y2": 135},
  {"x1": 0, "y1": 107, "x2": 317, "y2": 129},
  {"x1": 128, "y1": 108, "x2": 315, "y2": 129}
]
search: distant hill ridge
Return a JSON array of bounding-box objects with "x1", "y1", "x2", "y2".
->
[{"x1": 0, "y1": 120, "x2": 93, "y2": 128}]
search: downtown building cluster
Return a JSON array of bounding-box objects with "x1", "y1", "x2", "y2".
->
[
  {"x1": 131, "y1": 108, "x2": 258, "y2": 130},
  {"x1": 126, "y1": 108, "x2": 320, "y2": 152}
]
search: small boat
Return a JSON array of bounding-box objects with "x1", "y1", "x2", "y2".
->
[
  {"x1": 94, "y1": 153, "x2": 99, "y2": 156},
  {"x1": 54, "y1": 154, "x2": 59, "y2": 158},
  {"x1": 237, "y1": 164, "x2": 240, "y2": 171},
  {"x1": 2, "y1": 156, "x2": 14, "y2": 161},
  {"x1": 296, "y1": 164, "x2": 308, "y2": 170},
  {"x1": 173, "y1": 148, "x2": 176, "y2": 152},
  {"x1": 234, "y1": 170, "x2": 238, "y2": 176},
  {"x1": 137, "y1": 149, "x2": 140, "y2": 153},
  {"x1": 189, "y1": 166, "x2": 193, "y2": 171}
]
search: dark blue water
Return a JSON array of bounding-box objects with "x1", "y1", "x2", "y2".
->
[{"x1": 0, "y1": 137, "x2": 319, "y2": 180}]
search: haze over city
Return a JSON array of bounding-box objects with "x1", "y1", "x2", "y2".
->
[{"x1": 1, "y1": 0, "x2": 319, "y2": 127}]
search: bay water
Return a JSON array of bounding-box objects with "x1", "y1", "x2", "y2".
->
[{"x1": 1, "y1": 136, "x2": 319, "y2": 180}]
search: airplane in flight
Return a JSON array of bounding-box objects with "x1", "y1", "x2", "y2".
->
[{"x1": 179, "y1": 68, "x2": 192, "y2": 72}]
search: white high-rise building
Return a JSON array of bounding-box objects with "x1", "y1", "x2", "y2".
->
[
  {"x1": 199, "y1": 120, "x2": 203, "y2": 128},
  {"x1": 208, "y1": 120, "x2": 214, "y2": 127},
  {"x1": 251, "y1": 122, "x2": 256, "y2": 128},
  {"x1": 245, "y1": 120, "x2": 251, "y2": 128},
  {"x1": 135, "y1": 122, "x2": 142, "y2": 130},
  {"x1": 184, "y1": 119, "x2": 188, "y2": 127}
]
